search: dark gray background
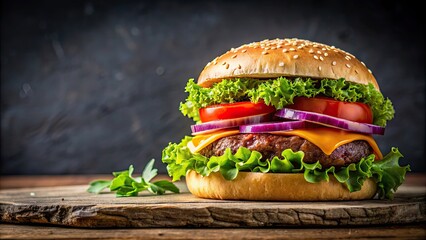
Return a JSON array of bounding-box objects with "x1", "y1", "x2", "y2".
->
[{"x1": 1, "y1": 0, "x2": 424, "y2": 175}]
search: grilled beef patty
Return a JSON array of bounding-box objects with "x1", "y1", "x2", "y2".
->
[{"x1": 198, "y1": 133, "x2": 373, "y2": 168}]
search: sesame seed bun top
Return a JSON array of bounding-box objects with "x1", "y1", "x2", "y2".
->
[{"x1": 198, "y1": 38, "x2": 380, "y2": 91}]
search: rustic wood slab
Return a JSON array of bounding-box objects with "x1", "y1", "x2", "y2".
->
[
  {"x1": 1, "y1": 182, "x2": 425, "y2": 228},
  {"x1": 1, "y1": 223, "x2": 426, "y2": 240}
]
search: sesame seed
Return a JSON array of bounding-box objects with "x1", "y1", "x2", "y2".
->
[
  {"x1": 283, "y1": 48, "x2": 288, "y2": 53},
  {"x1": 314, "y1": 55, "x2": 319, "y2": 60},
  {"x1": 279, "y1": 62, "x2": 285, "y2": 67},
  {"x1": 290, "y1": 48, "x2": 295, "y2": 51},
  {"x1": 309, "y1": 49, "x2": 314, "y2": 53},
  {"x1": 345, "y1": 56, "x2": 351, "y2": 60},
  {"x1": 361, "y1": 61, "x2": 366, "y2": 66},
  {"x1": 297, "y1": 46, "x2": 303, "y2": 49},
  {"x1": 322, "y1": 48, "x2": 326, "y2": 51},
  {"x1": 232, "y1": 54, "x2": 237, "y2": 59},
  {"x1": 317, "y1": 50, "x2": 322, "y2": 54},
  {"x1": 346, "y1": 63, "x2": 351, "y2": 68},
  {"x1": 313, "y1": 44, "x2": 318, "y2": 48},
  {"x1": 293, "y1": 55, "x2": 299, "y2": 59},
  {"x1": 264, "y1": 47, "x2": 270, "y2": 51},
  {"x1": 368, "y1": 69, "x2": 372, "y2": 73},
  {"x1": 222, "y1": 61, "x2": 227, "y2": 65},
  {"x1": 332, "y1": 61, "x2": 337, "y2": 66},
  {"x1": 270, "y1": 47, "x2": 276, "y2": 50},
  {"x1": 241, "y1": 49, "x2": 247, "y2": 53},
  {"x1": 318, "y1": 66, "x2": 322, "y2": 71},
  {"x1": 324, "y1": 52, "x2": 328, "y2": 56},
  {"x1": 225, "y1": 63, "x2": 230, "y2": 69},
  {"x1": 262, "y1": 51, "x2": 269, "y2": 55},
  {"x1": 320, "y1": 56, "x2": 324, "y2": 61},
  {"x1": 238, "y1": 64, "x2": 241, "y2": 69}
]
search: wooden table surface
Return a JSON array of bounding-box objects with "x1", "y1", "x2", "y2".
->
[{"x1": 1, "y1": 173, "x2": 425, "y2": 239}]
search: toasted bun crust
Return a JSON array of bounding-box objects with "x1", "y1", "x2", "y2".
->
[
  {"x1": 186, "y1": 171, "x2": 377, "y2": 201},
  {"x1": 198, "y1": 38, "x2": 379, "y2": 91}
]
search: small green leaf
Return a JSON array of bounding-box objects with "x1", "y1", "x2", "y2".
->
[
  {"x1": 87, "y1": 180, "x2": 111, "y2": 194},
  {"x1": 116, "y1": 186, "x2": 139, "y2": 197},
  {"x1": 128, "y1": 165, "x2": 134, "y2": 176},
  {"x1": 133, "y1": 180, "x2": 149, "y2": 190},
  {"x1": 142, "y1": 159, "x2": 158, "y2": 182},
  {"x1": 148, "y1": 183, "x2": 164, "y2": 195},
  {"x1": 112, "y1": 165, "x2": 134, "y2": 177},
  {"x1": 153, "y1": 180, "x2": 180, "y2": 193},
  {"x1": 110, "y1": 175, "x2": 128, "y2": 191}
]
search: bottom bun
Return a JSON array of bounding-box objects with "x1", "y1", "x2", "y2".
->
[{"x1": 186, "y1": 170, "x2": 377, "y2": 201}]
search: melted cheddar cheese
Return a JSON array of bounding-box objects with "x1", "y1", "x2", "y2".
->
[
  {"x1": 187, "y1": 130, "x2": 240, "y2": 154},
  {"x1": 187, "y1": 128, "x2": 383, "y2": 159}
]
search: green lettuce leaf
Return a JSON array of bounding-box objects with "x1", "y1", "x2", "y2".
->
[
  {"x1": 180, "y1": 77, "x2": 394, "y2": 126},
  {"x1": 87, "y1": 180, "x2": 111, "y2": 194},
  {"x1": 162, "y1": 137, "x2": 409, "y2": 199},
  {"x1": 371, "y1": 148, "x2": 411, "y2": 199}
]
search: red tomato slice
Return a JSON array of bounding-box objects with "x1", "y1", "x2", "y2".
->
[
  {"x1": 199, "y1": 101, "x2": 276, "y2": 123},
  {"x1": 287, "y1": 97, "x2": 373, "y2": 124}
]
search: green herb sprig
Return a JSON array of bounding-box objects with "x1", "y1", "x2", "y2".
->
[{"x1": 87, "y1": 159, "x2": 180, "y2": 197}]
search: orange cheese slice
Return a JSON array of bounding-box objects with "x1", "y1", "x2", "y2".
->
[
  {"x1": 187, "y1": 130, "x2": 240, "y2": 154},
  {"x1": 187, "y1": 128, "x2": 383, "y2": 159},
  {"x1": 270, "y1": 128, "x2": 383, "y2": 159}
]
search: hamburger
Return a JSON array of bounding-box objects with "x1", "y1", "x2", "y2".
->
[{"x1": 162, "y1": 38, "x2": 410, "y2": 201}]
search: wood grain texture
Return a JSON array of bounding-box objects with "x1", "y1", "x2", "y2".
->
[
  {"x1": 1, "y1": 223, "x2": 425, "y2": 240},
  {"x1": 0, "y1": 175, "x2": 111, "y2": 189},
  {"x1": 1, "y1": 182, "x2": 425, "y2": 228}
]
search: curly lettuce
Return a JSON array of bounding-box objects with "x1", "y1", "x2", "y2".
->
[
  {"x1": 180, "y1": 78, "x2": 261, "y2": 123},
  {"x1": 162, "y1": 136, "x2": 410, "y2": 200},
  {"x1": 179, "y1": 77, "x2": 394, "y2": 127}
]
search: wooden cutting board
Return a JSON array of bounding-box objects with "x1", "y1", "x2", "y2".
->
[{"x1": 1, "y1": 182, "x2": 425, "y2": 228}]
